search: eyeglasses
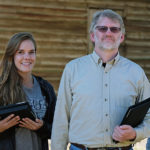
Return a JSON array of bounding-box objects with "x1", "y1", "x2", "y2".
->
[{"x1": 95, "y1": 26, "x2": 121, "y2": 33}]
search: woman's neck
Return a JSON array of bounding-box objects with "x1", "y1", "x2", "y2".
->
[{"x1": 20, "y1": 73, "x2": 33, "y2": 88}]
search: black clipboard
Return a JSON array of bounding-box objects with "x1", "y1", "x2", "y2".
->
[
  {"x1": 120, "y1": 97, "x2": 150, "y2": 127},
  {"x1": 0, "y1": 102, "x2": 36, "y2": 120},
  {"x1": 113, "y1": 97, "x2": 150, "y2": 143}
]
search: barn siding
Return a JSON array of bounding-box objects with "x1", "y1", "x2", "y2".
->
[{"x1": 0, "y1": 0, "x2": 150, "y2": 92}]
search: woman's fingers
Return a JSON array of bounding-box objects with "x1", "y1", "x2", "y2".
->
[{"x1": 19, "y1": 118, "x2": 43, "y2": 130}]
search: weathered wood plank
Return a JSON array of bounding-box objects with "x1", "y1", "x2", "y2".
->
[{"x1": 0, "y1": 0, "x2": 150, "y2": 92}]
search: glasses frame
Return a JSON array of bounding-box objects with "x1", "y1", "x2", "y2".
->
[{"x1": 95, "y1": 26, "x2": 121, "y2": 33}]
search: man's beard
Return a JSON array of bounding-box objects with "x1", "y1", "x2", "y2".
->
[
  {"x1": 99, "y1": 41, "x2": 120, "y2": 51},
  {"x1": 96, "y1": 36, "x2": 121, "y2": 51}
]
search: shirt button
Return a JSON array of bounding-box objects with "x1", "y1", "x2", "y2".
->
[
  {"x1": 106, "y1": 129, "x2": 108, "y2": 132},
  {"x1": 105, "y1": 98, "x2": 107, "y2": 101},
  {"x1": 105, "y1": 114, "x2": 108, "y2": 116},
  {"x1": 105, "y1": 84, "x2": 108, "y2": 87}
]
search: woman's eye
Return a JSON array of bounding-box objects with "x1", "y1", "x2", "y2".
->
[
  {"x1": 18, "y1": 51, "x2": 23, "y2": 54},
  {"x1": 29, "y1": 51, "x2": 35, "y2": 54}
]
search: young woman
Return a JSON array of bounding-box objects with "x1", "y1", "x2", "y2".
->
[{"x1": 0, "y1": 32, "x2": 56, "y2": 150}]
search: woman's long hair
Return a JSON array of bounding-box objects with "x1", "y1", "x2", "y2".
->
[{"x1": 0, "y1": 32, "x2": 37, "y2": 105}]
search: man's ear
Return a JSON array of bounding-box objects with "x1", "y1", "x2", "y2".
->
[
  {"x1": 120, "y1": 34, "x2": 125, "y2": 43},
  {"x1": 90, "y1": 32, "x2": 95, "y2": 43}
]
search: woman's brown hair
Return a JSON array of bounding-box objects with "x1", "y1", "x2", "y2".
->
[{"x1": 0, "y1": 32, "x2": 36, "y2": 105}]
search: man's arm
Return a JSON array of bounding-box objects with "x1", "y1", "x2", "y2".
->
[
  {"x1": 51, "y1": 64, "x2": 72, "y2": 150},
  {"x1": 113, "y1": 71, "x2": 150, "y2": 143},
  {"x1": 133, "y1": 72, "x2": 150, "y2": 142}
]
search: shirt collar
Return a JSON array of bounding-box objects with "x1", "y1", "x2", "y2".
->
[
  {"x1": 92, "y1": 51, "x2": 101, "y2": 64},
  {"x1": 113, "y1": 52, "x2": 120, "y2": 65},
  {"x1": 91, "y1": 51, "x2": 120, "y2": 65}
]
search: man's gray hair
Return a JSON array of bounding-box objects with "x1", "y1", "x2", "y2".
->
[{"x1": 89, "y1": 9, "x2": 125, "y2": 34}]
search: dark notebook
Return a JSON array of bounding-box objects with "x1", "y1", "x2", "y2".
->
[
  {"x1": 120, "y1": 97, "x2": 150, "y2": 127},
  {"x1": 113, "y1": 97, "x2": 150, "y2": 143},
  {"x1": 0, "y1": 102, "x2": 36, "y2": 120}
]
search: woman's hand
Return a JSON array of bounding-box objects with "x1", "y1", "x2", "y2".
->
[
  {"x1": 0, "y1": 114, "x2": 20, "y2": 133},
  {"x1": 19, "y1": 118, "x2": 43, "y2": 131}
]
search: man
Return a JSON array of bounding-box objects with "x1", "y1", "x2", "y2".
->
[{"x1": 51, "y1": 9, "x2": 150, "y2": 150}]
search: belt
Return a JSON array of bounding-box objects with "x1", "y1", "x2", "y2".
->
[{"x1": 71, "y1": 143, "x2": 132, "y2": 150}]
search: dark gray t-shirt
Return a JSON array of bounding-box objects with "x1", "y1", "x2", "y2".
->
[{"x1": 15, "y1": 76, "x2": 47, "y2": 150}]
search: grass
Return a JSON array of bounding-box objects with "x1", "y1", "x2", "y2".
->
[{"x1": 133, "y1": 138, "x2": 147, "y2": 150}]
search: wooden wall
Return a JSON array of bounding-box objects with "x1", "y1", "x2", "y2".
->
[{"x1": 0, "y1": 0, "x2": 150, "y2": 92}]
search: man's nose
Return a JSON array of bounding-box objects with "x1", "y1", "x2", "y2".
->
[{"x1": 105, "y1": 28, "x2": 112, "y2": 34}]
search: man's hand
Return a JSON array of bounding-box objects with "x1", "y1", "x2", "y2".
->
[
  {"x1": 0, "y1": 114, "x2": 20, "y2": 132},
  {"x1": 19, "y1": 118, "x2": 43, "y2": 131},
  {"x1": 112, "y1": 125, "x2": 136, "y2": 142}
]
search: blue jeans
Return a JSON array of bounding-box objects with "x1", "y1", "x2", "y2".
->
[
  {"x1": 146, "y1": 138, "x2": 150, "y2": 150},
  {"x1": 70, "y1": 144, "x2": 84, "y2": 150}
]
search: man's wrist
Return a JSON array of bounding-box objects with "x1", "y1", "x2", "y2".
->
[{"x1": 129, "y1": 131, "x2": 136, "y2": 141}]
